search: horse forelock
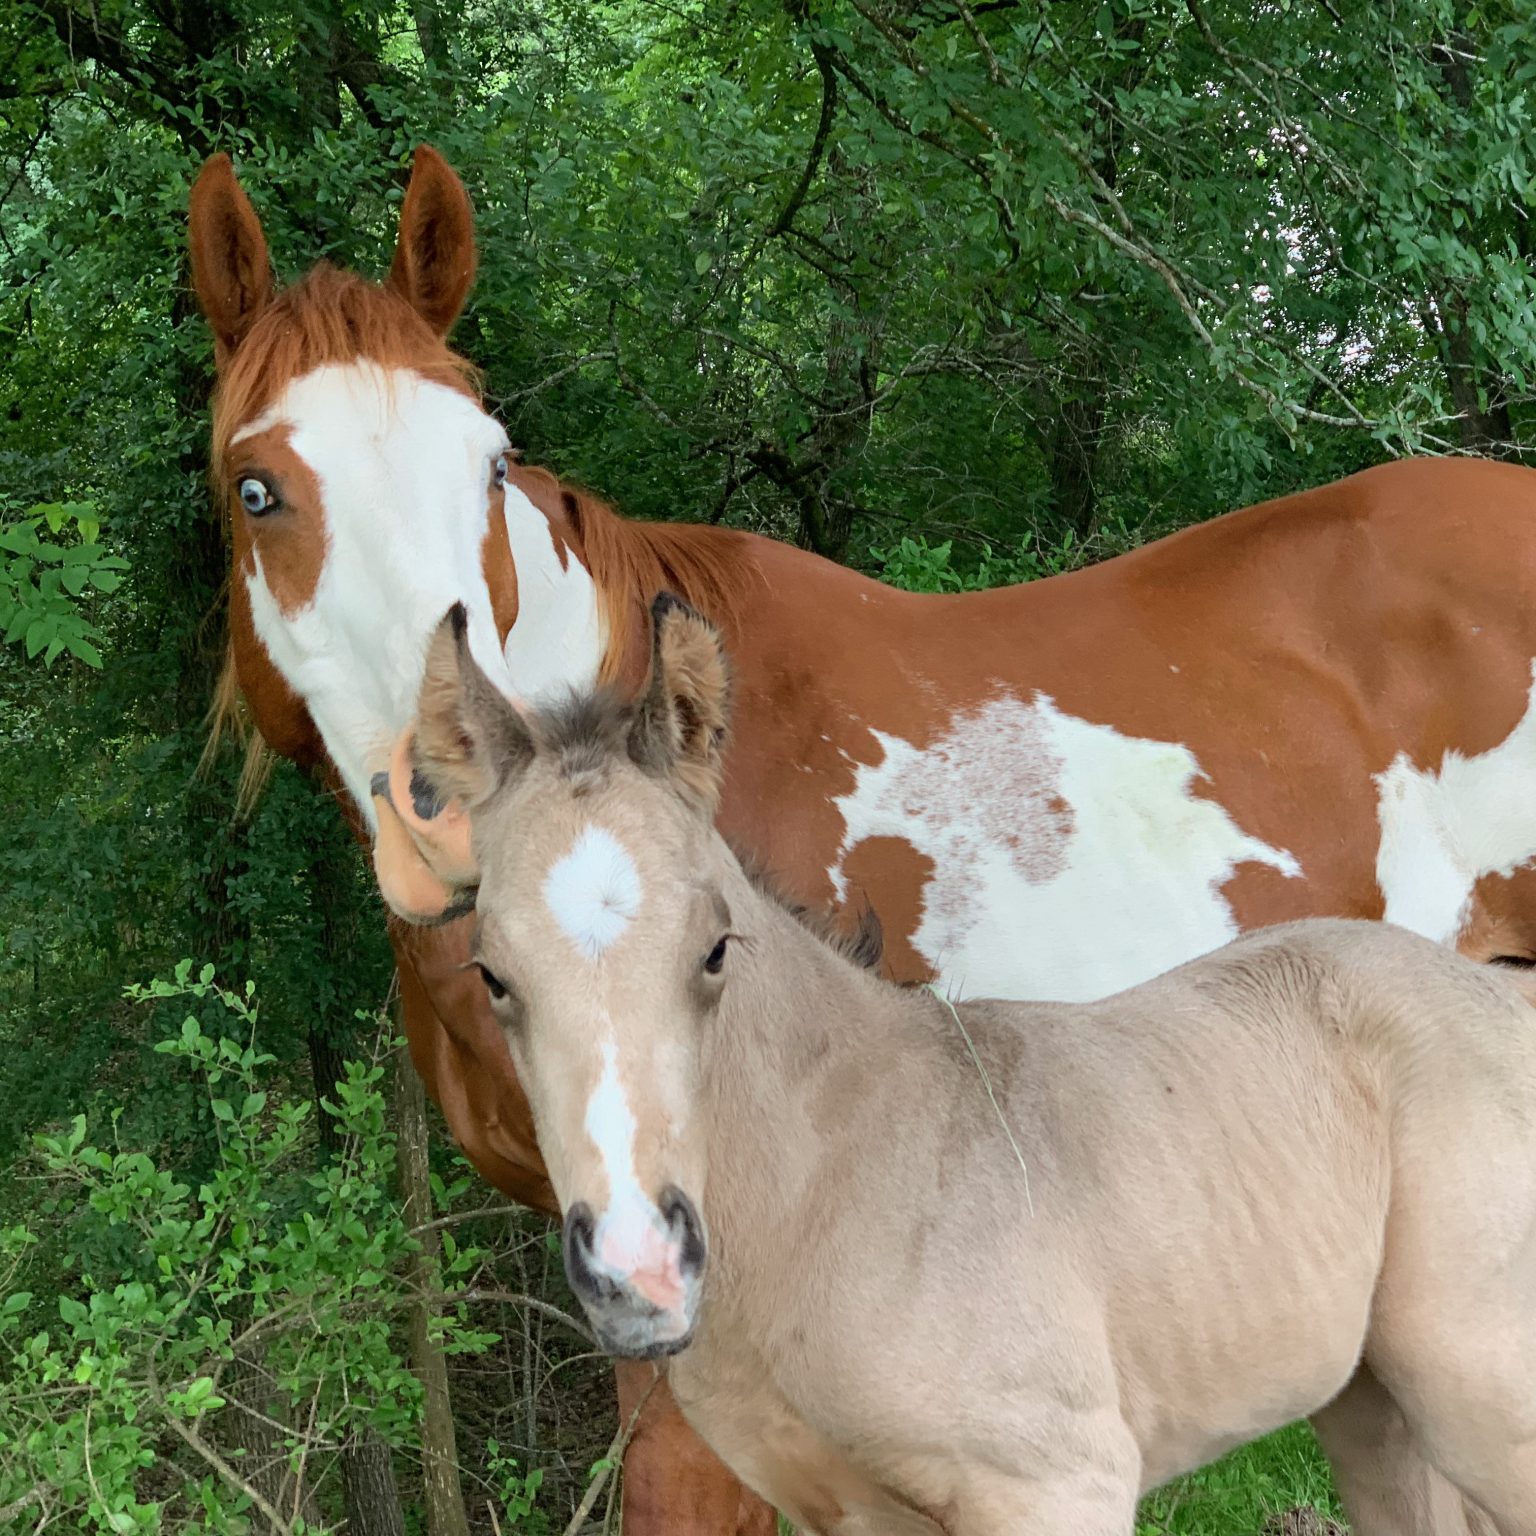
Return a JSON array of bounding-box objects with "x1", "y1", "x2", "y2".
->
[{"x1": 209, "y1": 263, "x2": 481, "y2": 474}]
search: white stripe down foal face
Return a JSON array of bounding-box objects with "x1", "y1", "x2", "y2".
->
[{"x1": 470, "y1": 777, "x2": 723, "y2": 1359}]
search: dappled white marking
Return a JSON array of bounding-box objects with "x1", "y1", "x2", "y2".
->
[
  {"x1": 545, "y1": 826, "x2": 643, "y2": 959},
  {"x1": 239, "y1": 361, "x2": 603, "y2": 829},
  {"x1": 829, "y1": 694, "x2": 1301, "y2": 1003},
  {"x1": 1376, "y1": 661, "x2": 1536, "y2": 943}
]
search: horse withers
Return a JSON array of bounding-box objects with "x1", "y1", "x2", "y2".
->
[{"x1": 412, "y1": 595, "x2": 1536, "y2": 1536}]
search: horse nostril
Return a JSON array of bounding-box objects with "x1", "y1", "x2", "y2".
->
[
  {"x1": 408, "y1": 768, "x2": 446, "y2": 821},
  {"x1": 659, "y1": 1185, "x2": 707, "y2": 1278},
  {"x1": 562, "y1": 1201, "x2": 603, "y2": 1298}
]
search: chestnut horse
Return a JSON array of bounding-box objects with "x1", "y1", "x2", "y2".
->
[{"x1": 189, "y1": 145, "x2": 1536, "y2": 1534}]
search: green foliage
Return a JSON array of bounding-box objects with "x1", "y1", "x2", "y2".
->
[
  {"x1": 0, "y1": 502, "x2": 126, "y2": 667},
  {"x1": 0, "y1": 967, "x2": 487, "y2": 1534},
  {"x1": 875, "y1": 530, "x2": 1094, "y2": 593},
  {"x1": 485, "y1": 1438, "x2": 549, "y2": 1534}
]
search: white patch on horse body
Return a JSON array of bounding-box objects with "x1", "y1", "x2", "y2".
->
[
  {"x1": 1375, "y1": 661, "x2": 1536, "y2": 943},
  {"x1": 544, "y1": 826, "x2": 643, "y2": 959},
  {"x1": 828, "y1": 694, "x2": 1301, "y2": 1003},
  {"x1": 240, "y1": 361, "x2": 603, "y2": 826}
]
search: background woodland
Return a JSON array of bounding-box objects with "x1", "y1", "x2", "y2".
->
[{"x1": 1, "y1": 1, "x2": 1533, "y2": 1529}]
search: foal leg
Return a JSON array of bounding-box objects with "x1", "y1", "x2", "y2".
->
[
  {"x1": 946, "y1": 1465, "x2": 1139, "y2": 1536},
  {"x1": 1366, "y1": 1230, "x2": 1536, "y2": 1530},
  {"x1": 1312, "y1": 1363, "x2": 1501, "y2": 1536},
  {"x1": 614, "y1": 1361, "x2": 778, "y2": 1536}
]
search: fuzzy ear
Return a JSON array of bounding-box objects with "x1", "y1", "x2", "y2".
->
[
  {"x1": 188, "y1": 153, "x2": 273, "y2": 364},
  {"x1": 414, "y1": 605, "x2": 533, "y2": 807},
  {"x1": 629, "y1": 593, "x2": 731, "y2": 814},
  {"x1": 387, "y1": 145, "x2": 477, "y2": 336}
]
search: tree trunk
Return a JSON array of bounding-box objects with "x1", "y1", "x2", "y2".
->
[
  {"x1": 396, "y1": 1034, "x2": 472, "y2": 1536},
  {"x1": 221, "y1": 1336, "x2": 323, "y2": 1531},
  {"x1": 341, "y1": 1440, "x2": 408, "y2": 1536},
  {"x1": 1046, "y1": 387, "x2": 1106, "y2": 540}
]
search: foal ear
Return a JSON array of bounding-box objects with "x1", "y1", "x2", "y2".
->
[
  {"x1": 629, "y1": 593, "x2": 731, "y2": 815},
  {"x1": 188, "y1": 153, "x2": 273, "y2": 363},
  {"x1": 388, "y1": 145, "x2": 477, "y2": 337},
  {"x1": 415, "y1": 605, "x2": 533, "y2": 808}
]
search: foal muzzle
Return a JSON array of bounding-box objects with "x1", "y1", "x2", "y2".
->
[{"x1": 562, "y1": 1186, "x2": 707, "y2": 1359}]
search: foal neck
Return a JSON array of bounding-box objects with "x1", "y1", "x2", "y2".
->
[{"x1": 702, "y1": 860, "x2": 938, "y2": 1194}]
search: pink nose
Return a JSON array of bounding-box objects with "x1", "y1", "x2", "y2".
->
[{"x1": 562, "y1": 1189, "x2": 707, "y2": 1358}]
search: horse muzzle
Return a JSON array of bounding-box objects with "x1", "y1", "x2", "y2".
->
[
  {"x1": 562, "y1": 1187, "x2": 707, "y2": 1359},
  {"x1": 370, "y1": 726, "x2": 480, "y2": 925}
]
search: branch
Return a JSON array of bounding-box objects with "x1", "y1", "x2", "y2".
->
[
  {"x1": 456, "y1": 1287, "x2": 598, "y2": 1347},
  {"x1": 559, "y1": 1368, "x2": 661, "y2": 1536},
  {"x1": 0, "y1": 1488, "x2": 45, "y2": 1525},
  {"x1": 163, "y1": 1413, "x2": 298, "y2": 1536},
  {"x1": 767, "y1": 30, "x2": 839, "y2": 239}
]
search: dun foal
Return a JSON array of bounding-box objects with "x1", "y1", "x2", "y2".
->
[{"x1": 415, "y1": 598, "x2": 1536, "y2": 1536}]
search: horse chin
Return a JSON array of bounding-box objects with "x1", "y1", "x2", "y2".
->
[{"x1": 592, "y1": 1315, "x2": 696, "y2": 1362}]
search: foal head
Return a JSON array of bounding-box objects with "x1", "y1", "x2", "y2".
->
[{"x1": 413, "y1": 595, "x2": 734, "y2": 1357}]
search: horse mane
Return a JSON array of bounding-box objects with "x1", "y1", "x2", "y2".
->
[
  {"x1": 511, "y1": 465, "x2": 754, "y2": 685},
  {"x1": 209, "y1": 263, "x2": 480, "y2": 472}
]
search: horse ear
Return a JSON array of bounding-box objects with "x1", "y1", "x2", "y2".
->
[
  {"x1": 388, "y1": 145, "x2": 477, "y2": 337},
  {"x1": 415, "y1": 605, "x2": 532, "y2": 808},
  {"x1": 629, "y1": 593, "x2": 731, "y2": 815},
  {"x1": 188, "y1": 153, "x2": 273, "y2": 364}
]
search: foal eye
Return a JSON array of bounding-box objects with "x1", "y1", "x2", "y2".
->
[
  {"x1": 476, "y1": 962, "x2": 509, "y2": 1001},
  {"x1": 491, "y1": 453, "x2": 509, "y2": 488},
  {"x1": 237, "y1": 477, "x2": 277, "y2": 516},
  {"x1": 702, "y1": 936, "x2": 729, "y2": 976}
]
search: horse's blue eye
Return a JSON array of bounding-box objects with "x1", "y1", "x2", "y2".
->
[
  {"x1": 238, "y1": 477, "x2": 275, "y2": 515},
  {"x1": 492, "y1": 454, "x2": 509, "y2": 487}
]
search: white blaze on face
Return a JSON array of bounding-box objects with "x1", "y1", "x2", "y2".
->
[
  {"x1": 583, "y1": 1040, "x2": 684, "y2": 1309},
  {"x1": 543, "y1": 825, "x2": 643, "y2": 960},
  {"x1": 828, "y1": 693, "x2": 1302, "y2": 1003},
  {"x1": 238, "y1": 361, "x2": 604, "y2": 827},
  {"x1": 1376, "y1": 661, "x2": 1536, "y2": 944}
]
